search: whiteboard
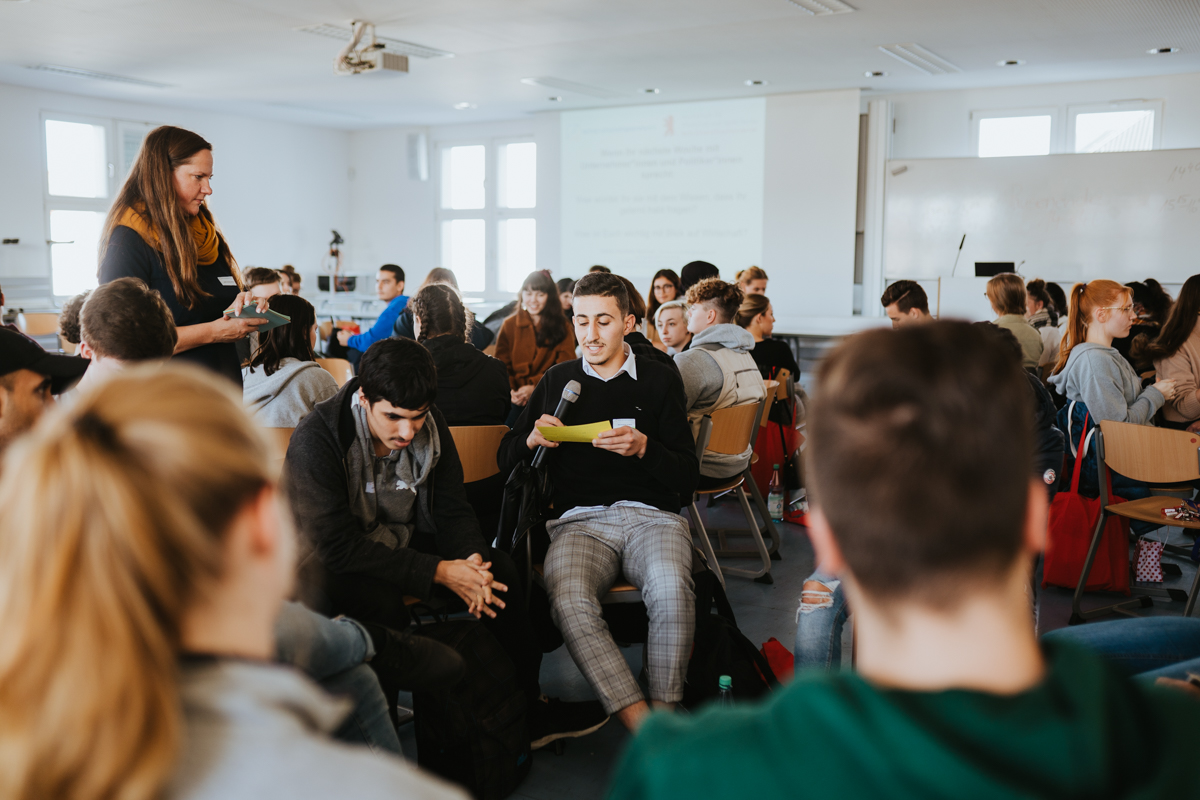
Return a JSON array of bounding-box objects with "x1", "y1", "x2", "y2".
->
[{"x1": 884, "y1": 149, "x2": 1200, "y2": 319}]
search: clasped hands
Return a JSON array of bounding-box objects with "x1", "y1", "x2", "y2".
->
[
  {"x1": 435, "y1": 553, "x2": 508, "y2": 619},
  {"x1": 526, "y1": 414, "x2": 648, "y2": 458}
]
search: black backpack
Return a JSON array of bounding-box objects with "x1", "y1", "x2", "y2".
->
[
  {"x1": 410, "y1": 619, "x2": 532, "y2": 800},
  {"x1": 682, "y1": 569, "x2": 779, "y2": 708}
]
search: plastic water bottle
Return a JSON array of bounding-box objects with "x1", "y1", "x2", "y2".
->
[
  {"x1": 767, "y1": 464, "x2": 784, "y2": 522},
  {"x1": 718, "y1": 675, "x2": 734, "y2": 708}
]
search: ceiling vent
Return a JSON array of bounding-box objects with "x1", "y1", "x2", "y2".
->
[
  {"x1": 297, "y1": 23, "x2": 454, "y2": 59},
  {"x1": 520, "y1": 77, "x2": 623, "y2": 99},
  {"x1": 26, "y1": 64, "x2": 169, "y2": 87},
  {"x1": 878, "y1": 43, "x2": 962, "y2": 75},
  {"x1": 786, "y1": 0, "x2": 854, "y2": 15}
]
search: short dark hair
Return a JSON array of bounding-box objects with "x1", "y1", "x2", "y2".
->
[
  {"x1": 80, "y1": 278, "x2": 177, "y2": 360},
  {"x1": 246, "y1": 294, "x2": 318, "y2": 376},
  {"x1": 588, "y1": 265, "x2": 611, "y2": 274},
  {"x1": 614, "y1": 276, "x2": 646, "y2": 322},
  {"x1": 243, "y1": 267, "x2": 281, "y2": 288},
  {"x1": 556, "y1": 277, "x2": 576, "y2": 293},
  {"x1": 680, "y1": 261, "x2": 719, "y2": 292},
  {"x1": 880, "y1": 280, "x2": 929, "y2": 314},
  {"x1": 58, "y1": 290, "x2": 91, "y2": 345},
  {"x1": 574, "y1": 273, "x2": 631, "y2": 319},
  {"x1": 358, "y1": 337, "x2": 438, "y2": 411},
  {"x1": 685, "y1": 278, "x2": 742, "y2": 323},
  {"x1": 380, "y1": 264, "x2": 405, "y2": 283},
  {"x1": 807, "y1": 321, "x2": 1032, "y2": 607}
]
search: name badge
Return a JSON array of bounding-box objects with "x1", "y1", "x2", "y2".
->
[
  {"x1": 613, "y1": 418, "x2": 637, "y2": 429},
  {"x1": 365, "y1": 481, "x2": 375, "y2": 494},
  {"x1": 218, "y1": 276, "x2": 237, "y2": 286}
]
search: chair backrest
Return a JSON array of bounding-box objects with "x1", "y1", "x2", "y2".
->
[
  {"x1": 263, "y1": 427, "x2": 295, "y2": 481},
  {"x1": 318, "y1": 321, "x2": 334, "y2": 342},
  {"x1": 760, "y1": 380, "x2": 779, "y2": 427},
  {"x1": 1097, "y1": 420, "x2": 1200, "y2": 484},
  {"x1": 18, "y1": 312, "x2": 59, "y2": 336},
  {"x1": 316, "y1": 358, "x2": 354, "y2": 387},
  {"x1": 706, "y1": 401, "x2": 765, "y2": 455},
  {"x1": 774, "y1": 368, "x2": 792, "y2": 403},
  {"x1": 449, "y1": 425, "x2": 509, "y2": 483}
]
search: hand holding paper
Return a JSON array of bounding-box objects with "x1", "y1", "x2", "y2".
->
[{"x1": 536, "y1": 420, "x2": 612, "y2": 443}]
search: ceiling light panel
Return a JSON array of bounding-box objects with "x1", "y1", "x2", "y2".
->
[
  {"x1": 878, "y1": 43, "x2": 962, "y2": 75},
  {"x1": 297, "y1": 24, "x2": 454, "y2": 59},
  {"x1": 520, "y1": 77, "x2": 623, "y2": 99},
  {"x1": 26, "y1": 64, "x2": 169, "y2": 87},
  {"x1": 786, "y1": 0, "x2": 854, "y2": 15}
]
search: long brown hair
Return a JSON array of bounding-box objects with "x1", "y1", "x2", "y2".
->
[
  {"x1": 101, "y1": 126, "x2": 240, "y2": 309},
  {"x1": 646, "y1": 268, "x2": 683, "y2": 324},
  {"x1": 0, "y1": 365, "x2": 271, "y2": 800},
  {"x1": 514, "y1": 271, "x2": 570, "y2": 349},
  {"x1": 246, "y1": 294, "x2": 318, "y2": 375},
  {"x1": 1052, "y1": 280, "x2": 1130, "y2": 375},
  {"x1": 1139, "y1": 274, "x2": 1200, "y2": 362}
]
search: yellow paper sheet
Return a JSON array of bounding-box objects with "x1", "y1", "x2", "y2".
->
[{"x1": 537, "y1": 420, "x2": 612, "y2": 443}]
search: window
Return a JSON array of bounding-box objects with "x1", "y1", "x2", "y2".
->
[
  {"x1": 436, "y1": 139, "x2": 538, "y2": 297},
  {"x1": 971, "y1": 107, "x2": 1061, "y2": 158},
  {"x1": 1070, "y1": 102, "x2": 1161, "y2": 153},
  {"x1": 44, "y1": 115, "x2": 113, "y2": 298}
]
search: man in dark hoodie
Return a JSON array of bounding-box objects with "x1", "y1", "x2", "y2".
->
[
  {"x1": 609, "y1": 321, "x2": 1200, "y2": 800},
  {"x1": 286, "y1": 337, "x2": 608, "y2": 749}
]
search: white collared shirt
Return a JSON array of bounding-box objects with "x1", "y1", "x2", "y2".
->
[{"x1": 581, "y1": 342, "x2": 637, "y2": 382}]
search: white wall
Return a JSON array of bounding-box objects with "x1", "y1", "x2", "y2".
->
[{"x1": 0, "y1": 82, "x2": 350, "y2": 305}]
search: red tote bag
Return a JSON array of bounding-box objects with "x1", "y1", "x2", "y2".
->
[{"x1": 1042, "y1": 413, "x2": 1131, "y2": 594}]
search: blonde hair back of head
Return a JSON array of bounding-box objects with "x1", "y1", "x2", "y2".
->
[
  {"x1": 1052, "y1": 279, "x2": 1131, "y2": 375},
  {"x1": 0, "y1": 364, "x2": 272, "y2": 800}
]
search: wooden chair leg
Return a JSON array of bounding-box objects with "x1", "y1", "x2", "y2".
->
[
  {"x1": 688, "y1": 499, "x2": 726, "y2": 588},
  {"x1": 1070, "y1": 509, "x2": 1151, "y2": 625}
]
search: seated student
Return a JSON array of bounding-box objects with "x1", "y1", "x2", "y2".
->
[
  {"x1": 674, "y1": 278, "x2": 766, "y2": 488},
  {"x1": 281, "y1": 264, "x2": 303, "y2": 296},
  {"x1": 58, "y1": 289, "x2": 90, "y2": 354},
  {"x1": 735, "y1": 266, "x2": 768, "y2": 296},
  {"x1": 614, "y1": 275, "x2": 679, "y2": 375},
  {"x1": 679, "y1": 260, "x2": 719, "y2": 293},
  {"x1": 73, "y1": 277, "x2": 177, "y2": 395},
  {"x1": 498, "y1": 272, "x2": 699, "y2": 733},
  {"x1": 1045, "y1": 616, "x2": 1200, "y2": 685},
  {"x1": 394, "y1": 268, "x2": 493, "y2": 351},
  {"x1": 244, "y1": 267, "x2": 283, "y2": 300},
  {"x1": 1143, "y1": 274, "x2": 1200, "y2": 429},
  {"x1": 410, "y1": 282, "x2": 509, "y2": 426},
  {"x1": 242, "y1": 294, "x2": 338, "y2": 427},
  {"x1": 654, "y1": 300, "x2": 692, "y2": 355},
  {"x1": 1026, "y1": 278, "x2": 1062, "y2": 372},
  {"x1": 558, "y1": 277, "x2": 576, "y2": 320},
  {"x1": 588, "y1": 265, "x2": 612, "y2": 274},
  {"x1": 0, "y1": 327, "x2": 87, "y2": 458},
  {"x1": 286, "y1": 337, "x2": 606, "y2": 748},
  {"x1": 645, "y1": 269, "x2": 683, "y2": 352},
  {"x1": 987, "y1": 273, "x2": 1043, "y2": 369},
  {"x1": 495, "y1": 270, "x2": 576, "y2": 414},
  {"x1": 338, "y1": 264, "x2": 409, "y2": 365},
  {"x1": 734, "y1": 293, "x2": 799, "y2": 380},
  {"x1": 880, "y1": 279, "x2": 932, "y2": 327},
  {"x1": 0, "y1": 366, "x2": 467, "y2": 800},
  {"x1": 608, "y1": 321, "x2": 1200, "y2": 800}
]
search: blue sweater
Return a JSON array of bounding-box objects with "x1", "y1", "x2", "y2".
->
[{"x1": 347, "y1": 294, "x2": 409, "y2": 352}]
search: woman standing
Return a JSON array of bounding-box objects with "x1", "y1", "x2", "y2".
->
[
  {"x1": 1143, "y1": 275, "x2": 1200, "y2": 429},
  {"x1": 735, "y1": 294, "x2": 799, "y2": 380},
  {"x1": 646, "y1": 269, "x2": 683, "y2": 352},
  {"x1": 494, "y1": 271, "x2": 575, "y2": 413},
  {"x1": 99, "y1": 126, "x2": 266, "y2": 386}
]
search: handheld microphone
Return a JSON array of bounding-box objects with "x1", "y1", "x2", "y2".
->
[{"x1": 532, "y1": 380, "x2": 581, "y2": 469}]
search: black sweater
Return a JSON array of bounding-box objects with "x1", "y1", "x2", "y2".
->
[
  {"x1": 497, "y1": 357, "x2": 699, "y2": 514},
  {"x1": 424, "y1": 334, "x2": 510, "y2": 426},
  {"x1": 285, "y1": 379, "x2": 487, "y2": 599},
  {"x1": 750, "y1": 337, "x2": 800, "y2": 381}
]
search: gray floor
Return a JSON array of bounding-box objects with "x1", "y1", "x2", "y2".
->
[{"x1": 396, "y1": 501, "x2": 1198, "y2": 800}]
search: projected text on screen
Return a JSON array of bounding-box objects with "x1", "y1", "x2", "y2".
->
[{"x1": 560, "y1": 98, "x2": 766, "y2": 282}]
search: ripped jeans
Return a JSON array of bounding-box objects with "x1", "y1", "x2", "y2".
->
[{"x1": 794, "y1": 568, "x2": 850, "y2": 672}]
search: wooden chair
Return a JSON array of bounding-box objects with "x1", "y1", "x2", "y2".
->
[
  {"x1": 316, "y1": 358, "x2": 354, "y2": 387},
  {"x1": 263, "y1": 427, "x2": 295, "y2": 480},
  {"x1": 17, "y1": 312, "x2": 59, "y2": 336},
  {"x1": 1072, "y1": 421, "x2": 1200, "y2": 623},
  {"x1": 448, "y1": 425, "x2": 509, "y2": 483},
  {"x1": 688, "y1": 400, "x2": 774, "y2": 586}
]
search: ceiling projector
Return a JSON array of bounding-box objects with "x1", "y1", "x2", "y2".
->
[{"x1": 334, "y1": 21, "x2": 408, "y2": 76}]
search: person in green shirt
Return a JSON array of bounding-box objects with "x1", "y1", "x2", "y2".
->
[{"x1": 608, "y1": 320, "x2": 1200, "y2": 800}]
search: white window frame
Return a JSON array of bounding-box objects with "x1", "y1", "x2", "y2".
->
[
  {"x1": 1067, "y1": 100, "x2": 1163, "y2": 153},
  {"x1": 434, "y1": 136, "x2": 538, "y2": 301},
  {"x1": 970, "y1": 106, "x2": 1064, "y2": 157}
]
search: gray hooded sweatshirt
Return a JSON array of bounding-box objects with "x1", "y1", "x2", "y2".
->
[
  {"x1": 1047, "y1": 341, "x2": 1164, "y2": 425},
  {"x1": 169, "y1": 659, "x2": 465, "y2": 800},
  {"x1": 242, "y1": 358, "x2": 339, "y2": 427}
]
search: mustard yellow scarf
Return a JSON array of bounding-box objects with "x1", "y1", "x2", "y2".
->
[{"x1": 117, "y1": 204, "x2": 220, "y2": 266}]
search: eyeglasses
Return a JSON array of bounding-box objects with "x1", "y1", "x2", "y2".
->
[{"x1": 1100, "y1": 305, "x2": 1135, "y2": 313}]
